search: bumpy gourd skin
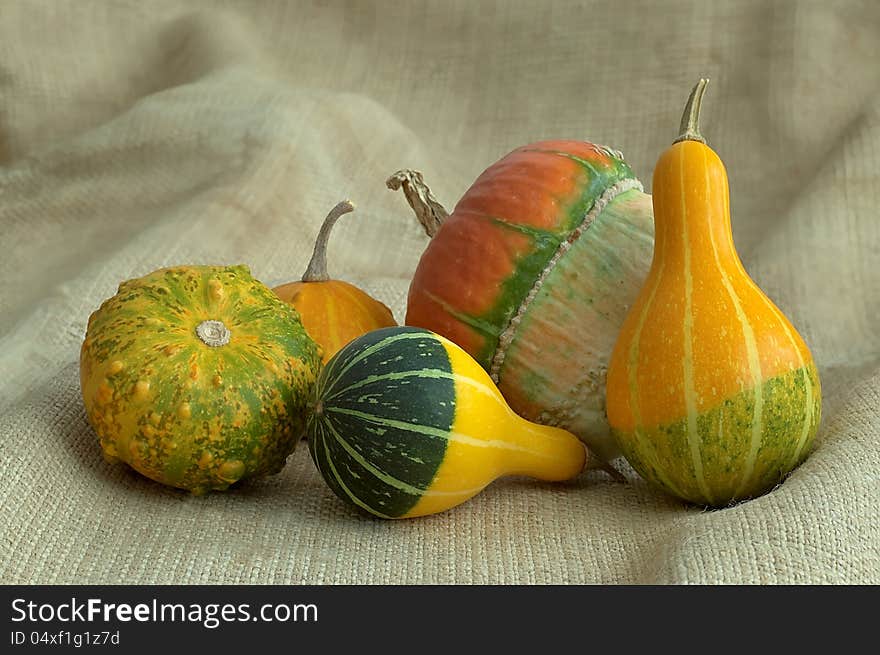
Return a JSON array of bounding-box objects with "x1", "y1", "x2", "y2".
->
[{"x1": 80, "y1": 265, "x2": 321, "y2": 494}]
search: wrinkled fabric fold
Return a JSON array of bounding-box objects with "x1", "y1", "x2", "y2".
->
[{"x1": 1, "y1": 0, "x2": 878, "y2": 584}]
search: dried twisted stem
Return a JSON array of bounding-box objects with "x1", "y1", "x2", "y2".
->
[{"x1": 386, "y1": 169, "x2": 449, "y2": 238}]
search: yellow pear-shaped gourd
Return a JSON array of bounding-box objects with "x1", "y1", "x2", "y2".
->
[
  {"x1": 307, "y1": 327, "x2": 589, "y2": 518},
  {"x1": 606, "y1": 80, "x2": 821, "y2": 507}
]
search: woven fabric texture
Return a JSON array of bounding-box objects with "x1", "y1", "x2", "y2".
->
[{"x1": 1, "y1": 0, "x2": 878, "y2": 584}]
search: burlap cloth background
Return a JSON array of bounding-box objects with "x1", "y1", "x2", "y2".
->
[{"x1": 1, "y1": 1, "x2": 878, "y2": 584}]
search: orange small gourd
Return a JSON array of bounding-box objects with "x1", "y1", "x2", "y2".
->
[
  {"x1": 273, "y1": 201, "x2": 396, "y2": 364},
  {"x1": 606, "y1": 80, "x2": 821, "y2": 507}
]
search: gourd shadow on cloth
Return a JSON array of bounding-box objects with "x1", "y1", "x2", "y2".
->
[
  {"x1": 495, "y1": 468, "x2": 684, "y2": 510},
  {"x1": 305, "y1": 466, "x2": 686, "y2": 527}
]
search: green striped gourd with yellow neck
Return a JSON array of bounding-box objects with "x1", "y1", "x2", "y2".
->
[
  {"x1": 605, "y1": 80, "x2": 821, "y2": 507},
  {"x1": 307, "y1": 326, "x2": 589, "y2": 518}
]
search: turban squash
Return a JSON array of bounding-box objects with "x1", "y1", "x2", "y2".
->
[{"x1": 390, "y1": 141, "x2": 654, "y2": 462}]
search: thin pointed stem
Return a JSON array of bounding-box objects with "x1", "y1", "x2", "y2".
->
[
  {"x1": 674, "y1": 78, "x2": 710, "y2": 145},
  {"x1": 386, "y1": 169, "x2": 449, "y2": 238},
  {"x1": 302, "y1": 200, "x2": 355, "y2": 282}
]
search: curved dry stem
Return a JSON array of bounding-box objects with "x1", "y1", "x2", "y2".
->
[
  {"x1": 675, "y1": 78, "x2": 709, "y2": 145},
  {"x1": 386, "y1": 169, "x2": 449, "y2": 238},
  {"x1": 302, "y1": 200, "x2": 356, "y2": 282}
]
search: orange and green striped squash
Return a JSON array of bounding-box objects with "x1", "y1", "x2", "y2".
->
[
  {"x1": 393, "y1": 141, "x2": 654, "y2": 462},
  {"x1": 274, "y1": 200, "x2": 396, "y2": 364},
  {"x1": 307, "y1": 326, "x2": 587, "y2": 518},
  {"x1": 606, "y1": 80, "x2": 821, "y2": 507},
  {"x1": 80, "y1": 265, "x2": 322, "y2": 494}
]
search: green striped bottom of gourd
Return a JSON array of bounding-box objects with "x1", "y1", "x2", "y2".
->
[
  {"x1": 307, "y1": 327, "x2": 455, "y2": 518},
  {"x1": 612, "y1": 363, "x2": 821, "y2": 507}
]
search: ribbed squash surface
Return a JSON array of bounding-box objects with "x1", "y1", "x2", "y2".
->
[
  {"x1": 406, "y1": 140, "x2": 640, "y2": 367},
  {"x1": 405, "y1": 141, "x2": 654, "y2": 459},
  {"x1": 80, "y1": 265, "x2": 321, "y2": 493}
]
